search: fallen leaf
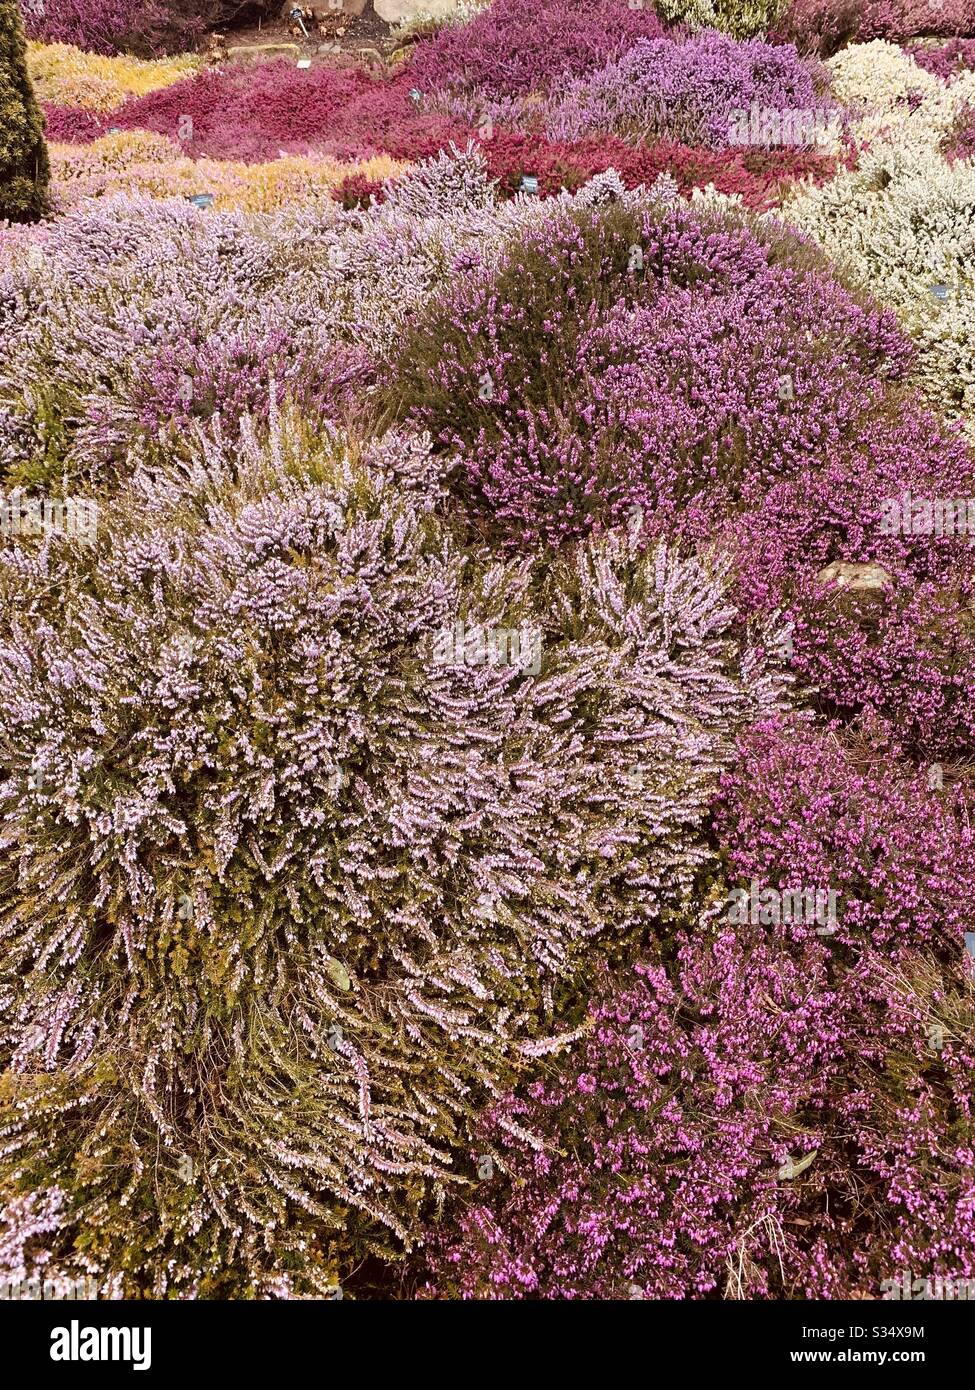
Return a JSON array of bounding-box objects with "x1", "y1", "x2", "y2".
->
[{"x1": 777, "y1": 1149, "x2": 818, "y2": 1180}]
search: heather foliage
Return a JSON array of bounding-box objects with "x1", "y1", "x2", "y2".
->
[
  {"x1": 776, "y1": 0, "x2": 975, "y2": 54},
  {"x1": 908, "y1": 38, "x2": 975, "y2": 80},
  {"x1": 21, "y1": 0, "x2": 268, "y2": 58},
  {"x1": 727, "y1": 408, "x2": 975, "y2": 759},
  {"x1": 26, "y1": 38, "x2": 201, "y2": 110},
  {"x1": 45, "y1": 129, "x2": 411, "y2": 213},
  {"x1": 0, "y1": 406, "x2": 786, "y2": 1290},
  {"x1": 386, "y1": 190, "x2": 975, "y2": 754},
  {"x1": 0, "y1": 160, "x2": 823, "y2": 488},
  {"x1": 422, "y1": 718, "x2": 975, "y2": 1299},
  {"x1": 424, "y1": 924, "x2": 975, "y2": 1299},
  {"x1": 408, "y1": 0, "x2": 663, "y2": 99},
  {"x1": 0, "y1": 191, "x2": 388, "y2": 482},
  {"x1": 384, "y1": 196, "x2": 910, "y2": 550},
  {"x1": 7, "y1": 2, "x2": 975, "y2": 1307},
  {"x1": 784, "y1": 140, "x2": 975, "y2": 438},
  {"x1": 715, "y1": 718, "x2": 975, "y2": 960},
  {"x1": 425, "y1": 945, "x2": 832, "y2": 1300},
  {"x1": 659, "y1": 0, "x2": 785, "y2": 38},
  {"x1": 542, "y1": 31, "x2": 837, "y2": 150}
]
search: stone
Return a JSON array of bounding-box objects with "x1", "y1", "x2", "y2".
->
[
  {"x1": 228, "y1": 43, "x2": 300, "y2": 61},
  {"x1": 374, "y1": 0, "x2": 461, "y2": 21},
  {"x1": 815, "y1": 561, "x2": 892, "y2": 593}
]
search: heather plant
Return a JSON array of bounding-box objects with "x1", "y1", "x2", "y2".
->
[
  {"x1": 655, "y1": 0, "x2": 785, "y2": 38},
  {"x1": 725, "y1": 406, "x2": 975, "y2": 759},
  {"x1": 383, "y1": 196, "x2": 915, "y2": 551},
  {"x1": 3, "y1": 161, "x2": 819, "y2": 485},
  {"x1": 712, "y1": 718, "x2": 975, "y2": 1291},
  {"x1": 0, "y1": 0, "x2": 49, "y2": 223},
  {"x1": 776, "y1": 0, "x2": 975, "y2": 54},
  {"x1": 407, "y1": 0, "x2": 663, "y2": 100},
  {"x1": 32, "y1": 98, "x2": 104, "y2": 142},
  {"x1": 0, "y1": 190, "x2": 397, "y2": 482},
  {"x1": 384, "y1": 191, "x2": 975, "y2": 753},
  {"x1": 0, "y1": 405, "x2": 787, "y2": 1292},
  {"x1": 784, "y1": 139, "x2": 975, "y2": 438},
  {"x1": 542, "y1": 31, "x2": 838, "y2": 150},
  {"x1": 421, "y1": 717, "x2": 975, "y2": 1300},
  {"x1": 26, "y1": 39, "x2": 201, "y2": 111},
  {"x1": 45, "y1": 129, "x2": 411, "y2": 214},
  {"x1": 0, "y1": 194, "x2": 305, "y2": 482},
  {"x1": 89, "y1": 329, "x2": 371, "y2": 442},
  {"x1": 422, "y1": 942, "x2": 833, "y2": 1300},
  {"x1": 825, "y1": 41, "x2": 975, "y2": 154},
  {"x1": 21, "y1": 0, "x2": 272, "y2": 58},
  {"x1": 61, "y1": 57, "x2": 472, "y2": 164},
  {"x1": 0, "y1": 171, "x2": 453, "y2": 478},
  {"x1": 421, "y1": 925, "x2": 975, "y2": 1299},
  {"x1": 715, "y1": 717, "x2": 975, "y2": 960},
  {"x1": 947, "y1": 102, "x2": 975, "y2": 161},
  {"x1": 772, "y1": 0, "x2": 862, "y2": 53},
  {"x1": 908, "y1": 39, "x2": 975, "y2": 81}
]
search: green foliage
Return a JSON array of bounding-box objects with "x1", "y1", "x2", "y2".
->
[
  {"x1": 0, "y1": 0, "x2": 49, "y2": 223},
  {"x1": 655, "y1": 0, "x2": 785, "y2": 38}
]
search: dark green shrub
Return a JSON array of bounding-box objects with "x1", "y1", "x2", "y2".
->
[{"x1": 0, "y1": 0, "x2": 49, "y2": 224}]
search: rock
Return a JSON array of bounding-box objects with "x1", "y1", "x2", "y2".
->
[
  {"x1": 374, "y1": 0, "x2": 461, "y2": 22},
  {"x1": 228, "y1": 43, "x2": 300, "y2": 61},
  {"x1": 815, "y1": 561, "x2": 893, "y2": 593}
]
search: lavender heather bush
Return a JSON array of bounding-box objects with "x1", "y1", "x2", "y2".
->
[
  {"x1": 422, "y1": 945, "x2": 833, "y2": 1300},
  {"x1": 664, "y1": 0, "x2": 785, "y2": 38},
  {"x1": 715, "y1": 717, "x2": 975, "y2": 961},
  {"x1": 908, "y1": 39, "x2": 975, "y2": 81},
  {"x1": 0, "y1": 402, "x2": 787, "y2": 1293},
  {"x1": 712, "y1": 718, "x2": 975, "y2": 1293},
  {"x1": 90, "y1": 330, "x2": 371, "y2": 452},
  {"x1": 0, "y1": 193, "x2": 387, "y2": 485},
  {"x1": 543, "y1": 32, "x2": 837, "y2": 150},
  {"x1": 776, "y1": 0, "x2": 975, "y2": 56},
  {"x1": 725, "y1": 412, "x2": 975, "y2": 760},
  {"x1": 0, "y1": 162, "x2": 606, "y2": 485}
]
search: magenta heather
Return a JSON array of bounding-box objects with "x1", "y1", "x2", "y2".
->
[{"x1": 408, "y1": 0, "x2": 664, "y2": 100}]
